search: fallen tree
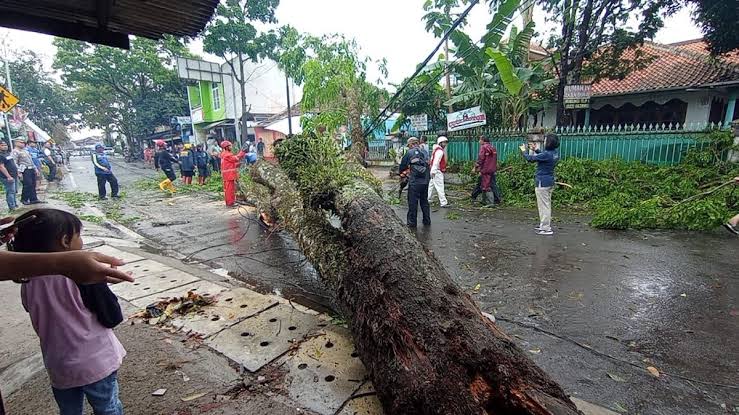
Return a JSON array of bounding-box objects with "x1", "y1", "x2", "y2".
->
[{"x1": 244, "y1": 136, "x2": 581, "y2": 415}]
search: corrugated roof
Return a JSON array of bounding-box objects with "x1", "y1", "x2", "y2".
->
[
  {"x1": 0, "y1": 0, "x2": 219, "y2": 49},
  {"x1": 592, "y1": 40, "x2": 739, "y2": 97}
]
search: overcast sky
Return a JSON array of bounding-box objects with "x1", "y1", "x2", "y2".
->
[{"x1": 0, "y1": 1, "x2": 704, "y2": 138}]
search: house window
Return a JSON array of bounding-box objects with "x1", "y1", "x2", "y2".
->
[{"x1": 212, "y1": 82, "x2": 221, "y2": 111}]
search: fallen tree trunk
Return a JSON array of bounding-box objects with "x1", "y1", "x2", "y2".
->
[{"x1": 247, "y1": 160, "x2": 581, "y2": 415}]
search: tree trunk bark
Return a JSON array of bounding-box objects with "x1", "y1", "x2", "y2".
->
[{"x1": 246, "y1": 161, "x2": 582, "y2": 415}]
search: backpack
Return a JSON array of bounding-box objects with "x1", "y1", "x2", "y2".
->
[{"x1": 409, "y1": 149, "x2": 427, "y2": 178}]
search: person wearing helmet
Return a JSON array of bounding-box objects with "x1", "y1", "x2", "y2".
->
[
  {"x1": 219, "y1": 141, "x2": 246, "y2": 207},
  {"x1": 428, "y1": 136, "x2": 449, "y2": 207},
  {"x1": 179, "y1": 143, "x2": 195, "y2": 185},
  {"x1": 154, "y1": 140, "x2": 179, "y2": 194},
  {"x1": 91, "y1": 143, "x2": 119, "y2": 200}
]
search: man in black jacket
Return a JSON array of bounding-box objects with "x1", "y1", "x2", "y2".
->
[{"x1": 399, "y1": 137, "x2": 431, "y2": 227}]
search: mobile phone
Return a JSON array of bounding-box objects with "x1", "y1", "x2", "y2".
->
[{"x1": 0, "y1": 215, "x2": 37, "y2": 237}]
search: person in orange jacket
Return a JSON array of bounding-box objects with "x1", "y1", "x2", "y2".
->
[{"x1": 219, "y1": 141, "x2": 246, "y2": 207}]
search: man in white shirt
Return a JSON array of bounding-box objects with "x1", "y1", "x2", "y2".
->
[{"x1": 428, "y1": 136, "x2": 449, "y2": 207}]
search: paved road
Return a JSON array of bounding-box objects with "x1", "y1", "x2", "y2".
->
[{"x1": 61, "y1": 156, "x2": 738, "y2": 414}]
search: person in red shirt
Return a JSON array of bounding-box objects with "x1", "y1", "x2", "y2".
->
[
  {"x1": 219, "y1": 141, "x2": 246, "y2": 207},
  {"x1": 472, "y1": 135, "x2": 502, "y2": 206}
]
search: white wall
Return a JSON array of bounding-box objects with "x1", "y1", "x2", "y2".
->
[{"x1": 221, "y1": 58, "x2": 303, "y2": 118}]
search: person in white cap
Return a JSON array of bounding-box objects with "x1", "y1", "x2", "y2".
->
[{"x1": 428, "y1": 136, "x2": 449, "y2": 207}]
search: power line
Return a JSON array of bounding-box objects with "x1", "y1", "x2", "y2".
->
[
  {"x1": 362, "y1": 0, "x2": 482, "y2": 138},
  {"x1": 365, "y1": 0, "x2": 537, "y2": 136}
]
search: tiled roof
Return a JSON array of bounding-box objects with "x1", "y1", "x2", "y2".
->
[{"x1": 591, "y1": 40, "x2": 739, "y2": 97}]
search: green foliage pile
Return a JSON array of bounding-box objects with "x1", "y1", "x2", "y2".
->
[
  {"x1": 493, "y1": 131, "x2": 738, "y2": 230},
  {"x1": 275, "y1": 135, "x2": 381, "y2": 208}
]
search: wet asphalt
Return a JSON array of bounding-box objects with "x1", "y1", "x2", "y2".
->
[{"x1": 62, "y1": 156, "x2": 738, "y2": 415}]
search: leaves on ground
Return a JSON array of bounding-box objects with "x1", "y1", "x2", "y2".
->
[{"x1": 607, "y1": 372, "x2": 626, "y2": 382}]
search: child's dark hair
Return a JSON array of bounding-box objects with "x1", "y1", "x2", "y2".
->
[{"x1": 8, "y1": 209, "x2": 82, "y2": 253}]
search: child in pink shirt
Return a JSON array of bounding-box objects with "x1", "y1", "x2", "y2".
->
[{"x1": 10, "y1": 209, "x2": 126, "y2": 415}]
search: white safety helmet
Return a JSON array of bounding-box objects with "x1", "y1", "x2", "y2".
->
[{"x1": 437, "y1": 136, "x2": 448, "y2": 144}]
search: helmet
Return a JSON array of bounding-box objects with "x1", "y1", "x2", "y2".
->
[
  {"x1": 184, "y1": 143, "x2": 192, "y2": 150},
  {"x1": 437, "y1": 136, "x2": 448, "y2": 144},
  {"x1": 155, "y1": 140, "x2": 166, "y2": 148},
  {"x1": 95, "y1": 143, "x2": 104, "y2": 150},
  {"x1": 220, "y1": 140, "x2": 232, "y2": 149}
]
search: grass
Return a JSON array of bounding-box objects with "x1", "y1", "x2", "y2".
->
[
  {"x1": 53, "y1": 191, "x2": 99, "y2": 208},
  {"x1": 445, "y1": 211, "x2": 461, "y2": 220}
]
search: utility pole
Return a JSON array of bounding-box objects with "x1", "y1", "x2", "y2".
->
[
  {"x1": 2, "y1": 56, "x2": 12, "y2": 147},
  {"x1": 444, "y1": 39, "x2": 453, "y2": 113},
  {"x1": 237, "y1": 52, "x2": 249, "y2": 147},
  {"x1": 285, "y1": 74, "x2": 293, "y2": 136}
]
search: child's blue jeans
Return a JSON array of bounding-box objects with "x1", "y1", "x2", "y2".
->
[{"x1": 52, "y1": 371, "x2": 123, "y2": 415}]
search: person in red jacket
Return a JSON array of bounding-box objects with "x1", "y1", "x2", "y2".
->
[
  {"x1": 472, "y1": 136, "x2": 502, "y2": 206},
  {"x1": 219, "y1": 141, "x2": 246, "y2": 207}
]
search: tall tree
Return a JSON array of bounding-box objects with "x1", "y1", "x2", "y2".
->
[
  {"x1": 53, "y1": 37, "x2": 190, "y2": 150},
  {"x1": 4, "y1": 51, "x2": 73, "y2": 134},
  {"x1": 203, "y1": 0, "x2": 280, "y2": 144},
  {"x1": 537, "y1": 0, "x2": 672, "y2": 125},
  {"x1": 297, "y1": 35, "x2": 388, "y2": 158}
]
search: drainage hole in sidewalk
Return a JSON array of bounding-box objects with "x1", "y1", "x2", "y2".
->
[
  {"x1": 159, "y1": 276, "x2": 166, "y2": 279},
  {"x1": 298, "y1": 363, "x2": 307, "y2": 370},
  {"x1": 170, "y1": 280, "x2": 177, "y2": 283},
  {"x1": 259, "y1": 341, "x2": 269, "y2": 347},
  {"x1": 325, "y1": 341, "x2": 334, "y2": 349},
  {"x1": 269, "y1": 318, "x2": 278, "y2": 322},
  {"x1": 143, "y1": 287, "x2": 150, "y2": 290},
  {"x1": 143, "y1": 269, "x2": 149, "y2": 272},
  {"x1": 240, "y1": 304, "x2": 248, "y2": 308},
  {"x1": 211, "y1": 316, "x2": 220, "y2": 321},
  {"x1": 241, "y1": 332, "x2": 251, "y2": 337},
  {"x1": 134, "y1": 283, "x2": 140, "y2": 286},
  {"x1": 351, "y1": 351, "x2": 359, "y2": 358},
  {"x1": 324, "y1": 375, "x2": 335, "y2": 382},
  {"x1": 288, "y1": 326, "x2": 297, "y2": 331},
  {"x1": 225, "y1": 298, "x2": 233, "y2": 302}
]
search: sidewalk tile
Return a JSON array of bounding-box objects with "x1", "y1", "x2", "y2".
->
[
  {"x1": 172, "y1": 287, "x2": 278, "y2": 337},
  {"x1": 206, "y1": 304, "x2": 320, "y2": 372},
  {"x1": 130, "y1": 279, "x2": 230, "y2": 308},
  {"x1": 111, "y1": 269, "x2": 199, "y2": 301},
  {"x1": 282, "y1": 326, "x2": 368, "y2": 415},
  {"x1": 337, "y1": 395, "x2": 383, "y2": 415},
  {"x1": 90, "y1": 245, "x2": 145, "y2": 263},
  {"x1": 117, "y1": 259, "x2": 172, "y2": 275}
]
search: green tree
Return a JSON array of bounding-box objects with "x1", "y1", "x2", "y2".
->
[
  {"x1": 53, "y1": 37, "x2": 190, "y2": 150},
  {"x1": 4, "y1": 51, "x2": 73, "y2": 134},
  {"x1": 391, "y1": 68, "x2": 448, "y2": 132},
  {"x1": 203, "y1": 0, "x2": 280, "y2": 143},
  {"x1": 297, "y1": 35, "x2": 388, "y2": 157}
]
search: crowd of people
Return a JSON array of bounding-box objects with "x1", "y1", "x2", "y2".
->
[
  {"x1": 398, "y1": 133, "x2": 561, "y2": 236},
  {"x1": 0, "y1": 138, "x2": 70, "y2": 212}
]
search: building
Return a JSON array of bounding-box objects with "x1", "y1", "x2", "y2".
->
[
  {"x1": 177, "y1": 57, "x2": 302, "y2": 144},
  {"x1": 535, "y1": 39, "x2": 739, "y2": 129}
]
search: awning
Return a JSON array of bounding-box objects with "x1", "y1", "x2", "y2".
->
[
  {"x1": 24, "y1": 119, "x2": 51, "y2": 142},
  {"x1": 202, "y1": 120, "x2": 235, "y2": 130},
  {"x1": 263, "y1": 116, "x2": 302, "y2": 135}
]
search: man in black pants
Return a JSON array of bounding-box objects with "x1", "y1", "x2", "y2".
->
[
  {"x1": 91, "y1": 144, "x2": 119, "y2": 199},
  {"x1": 11, "y1": 139, "x2": 41, "y2": 205},
  {"x1": 399, "y1": 137, "x2": 431, "y2": 227}
]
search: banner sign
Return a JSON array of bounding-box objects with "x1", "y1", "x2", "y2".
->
[
  {"x1": 564, "y1": 84, "x2": 592, "y2": 109},
  {"x1": 409, "y1": 114, "x2": 428, "y2": 131},
  {"x1": 446, "y1": 106, "x2": 487, "y2": 132}
]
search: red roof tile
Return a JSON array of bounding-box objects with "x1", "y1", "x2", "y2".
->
[{"x1": 591, "y1": 40, "x2": 739, "y2": 97}]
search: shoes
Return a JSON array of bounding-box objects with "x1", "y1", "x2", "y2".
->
[
  {"x1": 99, "y1": 196, "x2": 108, "y2": 200},
  {"x1": 536, "y1": 229, "x2": 554, "y2": 236},
  {"x1": 29, "y1": 200, "x2": 46, "y2": 204},
  {"x1": 111, "y1": 195, "x2": 121, "y2": 199},
  {"x1": 724, "y1": 223, "x2": 739, "y2": 235}
]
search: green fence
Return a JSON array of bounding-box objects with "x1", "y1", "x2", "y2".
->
[{"x1": 420, "y1": 124, "x2": 727, "y2": 165}]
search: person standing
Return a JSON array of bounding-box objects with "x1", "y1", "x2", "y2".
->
[
  {"x1": 399, "y1": 137, "x2": 431, "y2": 227},
  {"x1": 256, "y1": 138, "x2": 265, "y2": 158},
  {"x1": 178, "y1": 144, "x2": 195, "y2": 185},
  {"x1": 428, "y1": 136, "x2": 449, "y2": 207},
  {"x1": 91, "y1": 144, "x2": 119, "y2": 200},
  {"x1": 143, "y1": 145, "x2": 154, "y2": 166},
  {"x1": 208, "y1": 139, "x2": 222, "y2": 174},
  {"x1": 723, "y1": 177, "x2": 739, "y2": 235},
  {"x1": 0, "y1": 141, "x2": 18, "y2": 212},
  {"x1": 194, "y1": 144, "x2": 211, "y2": 185},
  {"x1": 26, "y1": 140, "x2": 42, "y2": 177},
  {"x1": 472, "y1": 136, "x2": 502, "y2": 206},
  {"x1": 12, "y1": 140, "x2": 41, "y2": 205},
  {"x1": 220, "y1": 141, "x2": 246, "y2": 207},
  {"x1": 43, "y1": 142, "x2": 57, "y2": 181},
  {"x1": 154, "y1": 140, "x2": 179, "y2": 194},
  {"x1": 521, "y1": 133, "x2": 560, "y2": 236},
  {"x1": 419, "y1": 136, "x2": 429, "y2": 159}
]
